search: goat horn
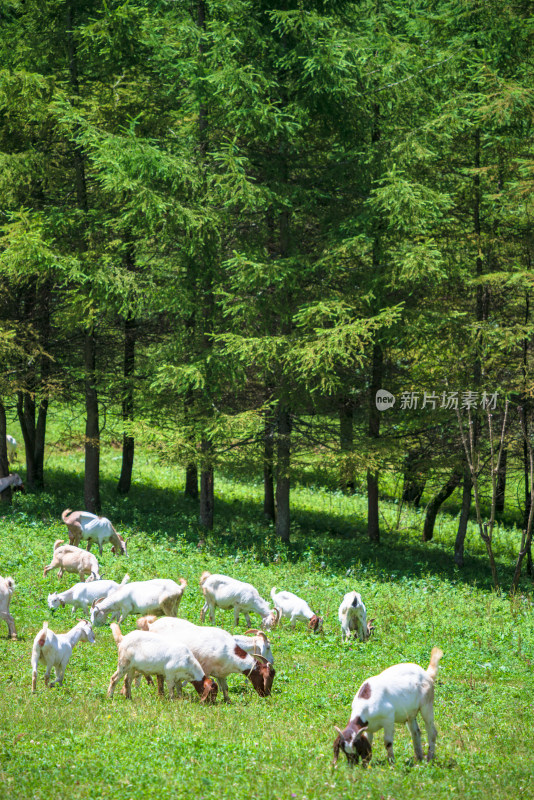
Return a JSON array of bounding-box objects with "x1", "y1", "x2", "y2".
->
[
  {"x1": 244, "y1": 629, "x2": 261, "y2": 636},
  {"x1": 334, "y1": 726, "x2": 345, "y2": 740},
  {"x1": 252, "y1": 653, "x2": 268, "y2": 664}
]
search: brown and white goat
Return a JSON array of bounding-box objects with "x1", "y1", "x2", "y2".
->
[
  {"x1": 62, "y1": 509, "x2": 127, "y2": 556},
  {"x1": 333, "y1": 647, "x2": 443, "y2": 766}
]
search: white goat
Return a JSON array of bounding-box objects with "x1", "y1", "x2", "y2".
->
[
  {"x1": 200, "y1": 572, "x2": 279, "y2": 630},
  {"x1": 0, "y1": 575, "x2": 17, "y2": 639},
  {"x1": 90, "y1": 578, "x2": 187, "y2": 626},
  {"x1": 6, "y1": 435, "x2": 18, "y2": 462},
  {"x1": 48, "y1": 574, "x2": 130, "y2": 615},
  {"x1": 31, "y1": 619, "x2": 96, "y2": 692},
  {"x1": 270, "y1": 587, "x2": 323, "y2": 632},
  {"x1": 137, "y1": 615, "x2": 276, "y2": 702},
  {"x1": 333, "y1": 647, "x2": 443, "y2": 766},
  {"x1": 338, "y1": 591, "x2": 371, "y2": 642},
  {"x1": 43, "y1": 540, "x2": 101, "y2": 582},
  {"x1": 0, "y1": 473, "x2": 24, "y2": 494},
  {"x1": 107, "y1": 623, "x2": 218, "y2": 703},
  {"x1": 62, "y1": 509, "x2": 127, "y2": 556}
]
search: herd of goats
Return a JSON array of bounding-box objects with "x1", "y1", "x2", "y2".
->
[{"x1": 1, "y1": 455, "x2": 443, "y2": 767}]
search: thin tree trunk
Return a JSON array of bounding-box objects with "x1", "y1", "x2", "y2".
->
[
  {"x1": 199, "y1": 436, "x2": 213, "y2": 529},
  {"x1": 275, "y1": 404, "x2": 291, "y2": 542},
  {"x1": 495, "y1": 448, "x2": 507, "y2": 515},
  {"x1": 0, "y1": 401, "x2": 12, "y2": 503},
  {"x1": 263, "y1": 411, "x2": 275, "y2": 521},
  {"x1": 117, "y1": 315, "x2": 136, "y2": 495},
  {"x1": 454, "y1": 465, "x2": 472, "y2": 566},
  {"x1": 339, "y1": 399, "x2": 355, "y2": 494},
  {"x1": 84, "y1": 328, "x2": 100, "y2": 513},
  {"x1": 367, "y1": 342, "x2": 382, "y2": 543},
  {"x1": 423, "y1": 468, "x2": 462, "y2": 542}
]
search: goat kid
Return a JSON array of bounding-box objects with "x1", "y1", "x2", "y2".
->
[
  {"x1": 90, "y1": 578, "x2": 187, "y2": 626},
  {"x1": 107, "y1": 623, "x2": 217, "y2": 702},
  {"x1": 333, "y1": 647, "x2": 443, "y2": 766},
  {"x1": 48, "y1": 574, "x2": 130, "y2": 615},
  {"x1": 31, "y1": 619, "x2": 95, "y2": 692},
  {"x1": 0, "y1": 575, "x2": 17, "y2": 639},
  {"x1": 270, "y1": 587, "x2": 323, "y2": 632},
  {"x1": 137, "y1": 615, "x2": 275, "y2": 702},
  {"x1": 62, "y1": 509, "x2": 127, "y2": 556},
  {"x1": 43, "y1": 540, "x2": 101, "y2": 582},
  {"x1": 338, "y1": 591, "x2": 372, "y2": 642},
  {"x1": 200, "y1": 571, "x2": 279, "y2": 630}
]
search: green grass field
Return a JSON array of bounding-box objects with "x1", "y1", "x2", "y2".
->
[{"x1": 0, "y1": 430, "x2": 533, "y2": 800}]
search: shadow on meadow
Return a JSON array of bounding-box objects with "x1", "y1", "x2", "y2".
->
[{"x1": 7, "y1": 464, "x2": 524, "y2": 594}]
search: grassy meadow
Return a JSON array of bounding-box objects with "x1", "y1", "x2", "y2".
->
[{"x1": 0, "y1": 423, "x2": 533, "y2": 800}]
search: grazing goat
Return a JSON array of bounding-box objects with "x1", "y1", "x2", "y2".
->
[
  {"x1": 0, "y1": 575, "x2": 17, "y2": 639},
  {"x1": 43, "y1": 540, "x2": 101, "y2": 582},
  {"x1": 107, "y1": 623, "x2": 218, "y2": 703},
  {"x1": 137, "y1": 615, "x2": 275, "y2": 702},
  {"x1": 6, "y1": 435, "x2": 18, "y2": 462},
  {"x1": 90, "y1": 578, "x2": 187, "y2": 626},
  {"x1": 31, "y1": 619, "x2": 95, "y2": 692},
  {"x1": 0, "y1": 473, "x2": 24, "y2": 494},
  {"x1": 48, "y1": 574, "x2": 130, "y2": 615},
  {"x1": 270, "y1": 587, "x2": 323, "y2": 632},
  {"x1": 62, "y1": 509, "x2": 127, "y2": 556},
  {"x1": 200, "y1": 572, "x2": 279, "y2": 630},
  {"x1": 338, "y1": 591, "x2": 372, "y2": 642},
  {"x1": 333, "y1": 647, "x2": 443, "y2": 766}
]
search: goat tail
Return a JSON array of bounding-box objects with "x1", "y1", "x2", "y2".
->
[
  {"x1": 270, "y1": 586, "x2": 278, "y2": 602},
  {"x1": 37, "y1": 621, "x2": 49, "y2": 648},
  {"x1": 199, "y1": 571, "x2": 211, "y2": 586},
  {"x1": 53, "y1": 539, "x2": 65, "y2": 550},
  {"x1": 110, "y1": 623, "x2": 123, "y2": 644},
  {"x1": 4, "y1": 576, "x2": 15, "y2": 591},
  {"x1": 179, "y1": 577, "x2": 188, "y2": 589},
  {"x1": 427, "y1": 647, "x2": 443, "y2": 681},
  {"x1": 120, "y1": 573, "x2": 130, "y2": 586},
  {"x1": 61, "y1": 508, "x2": 73, "y2": 523}
]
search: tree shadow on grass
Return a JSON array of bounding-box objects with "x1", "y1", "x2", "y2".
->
[{"x1": 9, "y1": 465, "x2": 526, "y2": 595}]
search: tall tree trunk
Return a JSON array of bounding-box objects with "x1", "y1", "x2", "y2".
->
[
  {"x1": 454, "y1": 465, "x2": 472, "y2": 566},
  {"x1": 0, "y1": 401, "x2": 12, "y2": 503},
  {"x1": 117, "y1": 314, "x2": 136, "y2": 495},
  {"x1": 263, "y1": 410, "x2": 275, "y2": 521},
  {"x1": 84, "y1": 328, "x2": 100, "y2": 513},
  {"x1": 16, "y1": 284, "x2": 50, "y2": 489},
  {"x1": 423, "y1": 468, "x2": 462, "y2": 542},
  {"x1": 199, "y1": 436, "x2": 214, "y2": 529},
  {"x1": 339, "y1": 399, "x2": 355, "y2": 494},
  {"x1": 367, "y1": 342, "x2": 382, "y2": 543},
  {"x1": 275, "y1": 404, "x2": 291, "y2": 542}
]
